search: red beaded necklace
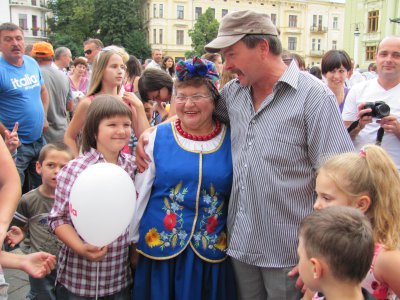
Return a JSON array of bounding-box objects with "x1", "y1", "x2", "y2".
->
[{"x1": 175, "y1": 119, "x2": 221, "y2": 141}]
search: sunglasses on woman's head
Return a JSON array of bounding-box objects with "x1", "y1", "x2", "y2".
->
[{"x1": 95, "y1": 48, "x2": 118, "y2": 63}]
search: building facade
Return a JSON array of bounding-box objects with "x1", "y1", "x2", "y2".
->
[
  {"x1": 143, "y1": 0, "x2": 345, "y2": 67},
  {"x1": 343, "y1": 0, "x2": 400, "y2": 69},
  {"x1": 1, "y1": 0, "x2": 51, "y2": 45}
]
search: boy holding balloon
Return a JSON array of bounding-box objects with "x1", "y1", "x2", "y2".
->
[
  {"x1": 6, "y1": 142, "x2": 74, "y2": 300},
  {"x1": 49, "y1": 94, "x2": 147, "y2": 299}
]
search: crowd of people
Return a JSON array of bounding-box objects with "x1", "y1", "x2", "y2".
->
[{"x1": 0, "y1": 8, "x2": 400, "y2": 300}]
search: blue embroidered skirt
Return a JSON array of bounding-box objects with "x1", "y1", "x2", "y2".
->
[{"x1": 132, "y1": 247, "x2": 237, "y2": 300}]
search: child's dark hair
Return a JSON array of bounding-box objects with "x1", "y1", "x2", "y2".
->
[
  {"x1": 309, "y1": 66, "x2": 322, "y2": 80},
  {"x1": 138, "y1": 68, "x2": 173, "y2": 102},
  {"x1": 299, "y1": 206, "x2": 374, "y2": 283},
  {"x1": 81, "y1": 95, "x2": 132, "y2": 153},
  {"x1": 38, "y1": 142, "x2": 74, "y2": 164}
]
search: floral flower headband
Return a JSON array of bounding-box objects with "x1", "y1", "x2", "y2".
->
[{"x1": 175, "y1": 56, "x2": 220, "y2": 92}]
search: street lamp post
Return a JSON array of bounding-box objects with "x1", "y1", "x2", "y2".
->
[{"x1": 354, "y1": 25, "x2": 360, "y2": 67}]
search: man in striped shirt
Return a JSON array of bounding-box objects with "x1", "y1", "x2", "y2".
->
[{"x1": 205, "y1": 10, "x2": 354, "y2": 299}]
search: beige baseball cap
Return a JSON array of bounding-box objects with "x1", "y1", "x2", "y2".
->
[{"x1": 205, "y1": 10, "x2": 278, "y2": 53}]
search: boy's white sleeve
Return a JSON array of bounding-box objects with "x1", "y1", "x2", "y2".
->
[{"x1": 129, "y1": 128, "x2": 157, "y2": 243}]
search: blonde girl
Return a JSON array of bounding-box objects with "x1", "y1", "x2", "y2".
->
[
  {"x1": 314, "y1": 145, "x2": 400, "y2": 299},
  {"x1": 64, "y1": 47, "x2": 148, "y2": 156}
]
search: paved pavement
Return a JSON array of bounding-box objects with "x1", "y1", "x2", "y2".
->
[{"x1": 3, "y1": 249, "x2": 30, "y2": 300}]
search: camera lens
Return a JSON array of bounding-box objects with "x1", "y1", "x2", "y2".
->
[{"x1": 376, "y1": 103, "x2": 390, "y2": 118}]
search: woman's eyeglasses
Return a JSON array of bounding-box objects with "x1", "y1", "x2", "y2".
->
[{"x1": 175, "y1": 94, "x2": 211, "y2": 104}]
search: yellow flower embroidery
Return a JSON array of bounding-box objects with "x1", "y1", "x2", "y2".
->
[
  {"x1": 215, "y1": 232, "x2": 227, "y2": 251},
  {"x1": 145, "y1": 228, "x2": 163, "y2": 248}
]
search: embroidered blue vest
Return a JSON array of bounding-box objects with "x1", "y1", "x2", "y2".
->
[{"x1": 137, "y1": 122, "x2": 232, "y2": 262}]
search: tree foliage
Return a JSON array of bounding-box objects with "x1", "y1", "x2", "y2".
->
[
  {"x1": 187, "y1": 8, "x2": 219, "y2": 57},
  {"x1": 47, "y1": 0, "x2": 151, "y2": 59},
  {"x1": 47, "y1": 0, "x2": 96, "y2": 57},
  {"x1": 94, "y1": 0, "x2": 151, "y2": 59}
]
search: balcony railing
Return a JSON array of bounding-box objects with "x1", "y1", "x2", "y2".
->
[
  {"x1": 309, "y1": 50, "x2": 325, "y2": 57},
  {"x1": 10, "y1": 0, "x2": 27, "y2": 4},
  {"x1": 310, "y1": 26, "x2": 328, "y2": 33},
  {"x1": 22, "y1": 29, "x2": 48, "y2": 38},
  {"x1": 10, "y1": 0, "x2": 48, "y2": 8}
]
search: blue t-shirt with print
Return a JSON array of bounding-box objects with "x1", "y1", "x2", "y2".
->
[{"x1": 0, "y1": 55, "x2": 44, "y2": 143}]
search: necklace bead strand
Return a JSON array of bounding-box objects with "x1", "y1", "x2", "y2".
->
[{"x1": 175, "y1": 119, "x2": 221, "y2": 141}]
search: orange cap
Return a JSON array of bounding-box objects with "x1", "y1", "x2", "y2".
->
[{"x1": 32, "y1": 42, "x2": 54, "y2": 58}]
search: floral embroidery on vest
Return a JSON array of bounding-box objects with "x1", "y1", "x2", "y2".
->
[
  {"x1": 193, "y1": 184, "x2": 227, "y2": 252},
  {"x1": 144, "y1": 181, "x2": 189, "y2": 250}
]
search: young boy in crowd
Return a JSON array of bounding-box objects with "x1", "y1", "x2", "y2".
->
[
  {"x1": 6, "y1": 142, "x2": 74, "y2": 300},
  {"x1": 298, "y1": 206, "x2": 375, "y2": 300}
]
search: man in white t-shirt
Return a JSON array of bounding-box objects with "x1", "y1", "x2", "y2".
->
[
  {"x1": 342, "y1": 36, "x2": 400, "y2": 169},
  {"x1": 146, "y1": 49, "x2": 162, "y2": 70},
  {"x1": 346, "y1": 60, "x2": 365, "y2": 88}
]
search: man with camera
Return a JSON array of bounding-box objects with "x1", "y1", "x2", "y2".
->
[{"x1": 343, "y1": 36, "x2": 400, "y2": 170}]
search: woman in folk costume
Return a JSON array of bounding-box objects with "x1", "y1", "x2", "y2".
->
[{"x1": 131, "y1": 56, "x2": 236, "y2": 300}]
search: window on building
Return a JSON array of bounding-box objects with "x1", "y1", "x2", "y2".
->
[
  {"x1": 312, "y1": 14, "x2": 317, "y2": 27},
  {"x1": 368, "y1": 10, "x2": 379, "y2": 32},
  {"x1": 318, "y1": 15, "x2": 323, "y2": 28},
  {"x1": 32, "y1": 15, "x2": 38, "y2": 27},
  {"x1": 159, "y1": 29, "x2": 163, "y2": 45},
  {"x1": 153, "y1": 29, "x2": 157, "y2": 44},
  {"x1": 366, "y1": 46, "x2": 377, "y2": 60},
  {"x1": 271, "y1": 13, "x2": 277, "y2": 25},
  {"x1": 159, "y1": 4, "x2": 164, "y2": 18},
  {"x1": 32, "y1": 15, "x2": 38, "y2": 36},
  {"x1": 18, "y1": 14, "x2": 27, "y2": 30},
  {"x1": 312, "y1": 38, "x2": 316, "y2": 51},
  {"x1": 288, "y1": 37, "x2": 297, "y2": 50},
  {"x1": 317, "y1": 39, "x2": 321, "y2": 51},
  {"x1": 332, "y1": 40, "x2": 337, "y2": 50},
  {"x1": 289, "y1": 15, "x2": 297, "y2": 28},
  {"x1": 177, "y1": 5, "x2": 184, "y2": 19},
  {"x1": 333, "y1": 16, "x2": 338, "y2": 29},
  {"x1": 222, "y1": 9, "x2": 228, "y2": 18},
  {"x1": 153, "y1": 4, "x2": 157, "y2": 18},
  {"x1": 177, "y1": 30, "x2": 184, "y2": 45},
  {"x1": 195, "y1": 7, "x2": 202, "y2": 20},
  {"x1": 210, "y1": 8, "x2": 215, "y2": 18},
  {"x1": 32, "y1": 0, "x2": 37, "y2": 5}
]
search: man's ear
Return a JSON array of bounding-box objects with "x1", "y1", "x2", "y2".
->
[
  {"x1": 258, "y1": 39, "x2": 270, "y2": 58},
  {"x1": 36, "y1": 161, "x2": 42, "y2": 175},
  {"x1": 310, "y1": 257, "x2": 323, "y2": 279},
  {"x1": 355, "y1": 195, "x2": 371, "y2": 214}
]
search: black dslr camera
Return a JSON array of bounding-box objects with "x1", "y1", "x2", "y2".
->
[{"x1": 363, "y1": 101, "x2": 390, "y2": 118}]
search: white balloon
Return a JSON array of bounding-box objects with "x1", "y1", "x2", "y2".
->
[{"x1": 69, "y1": 163, "x2": 136, "y2": 247}]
